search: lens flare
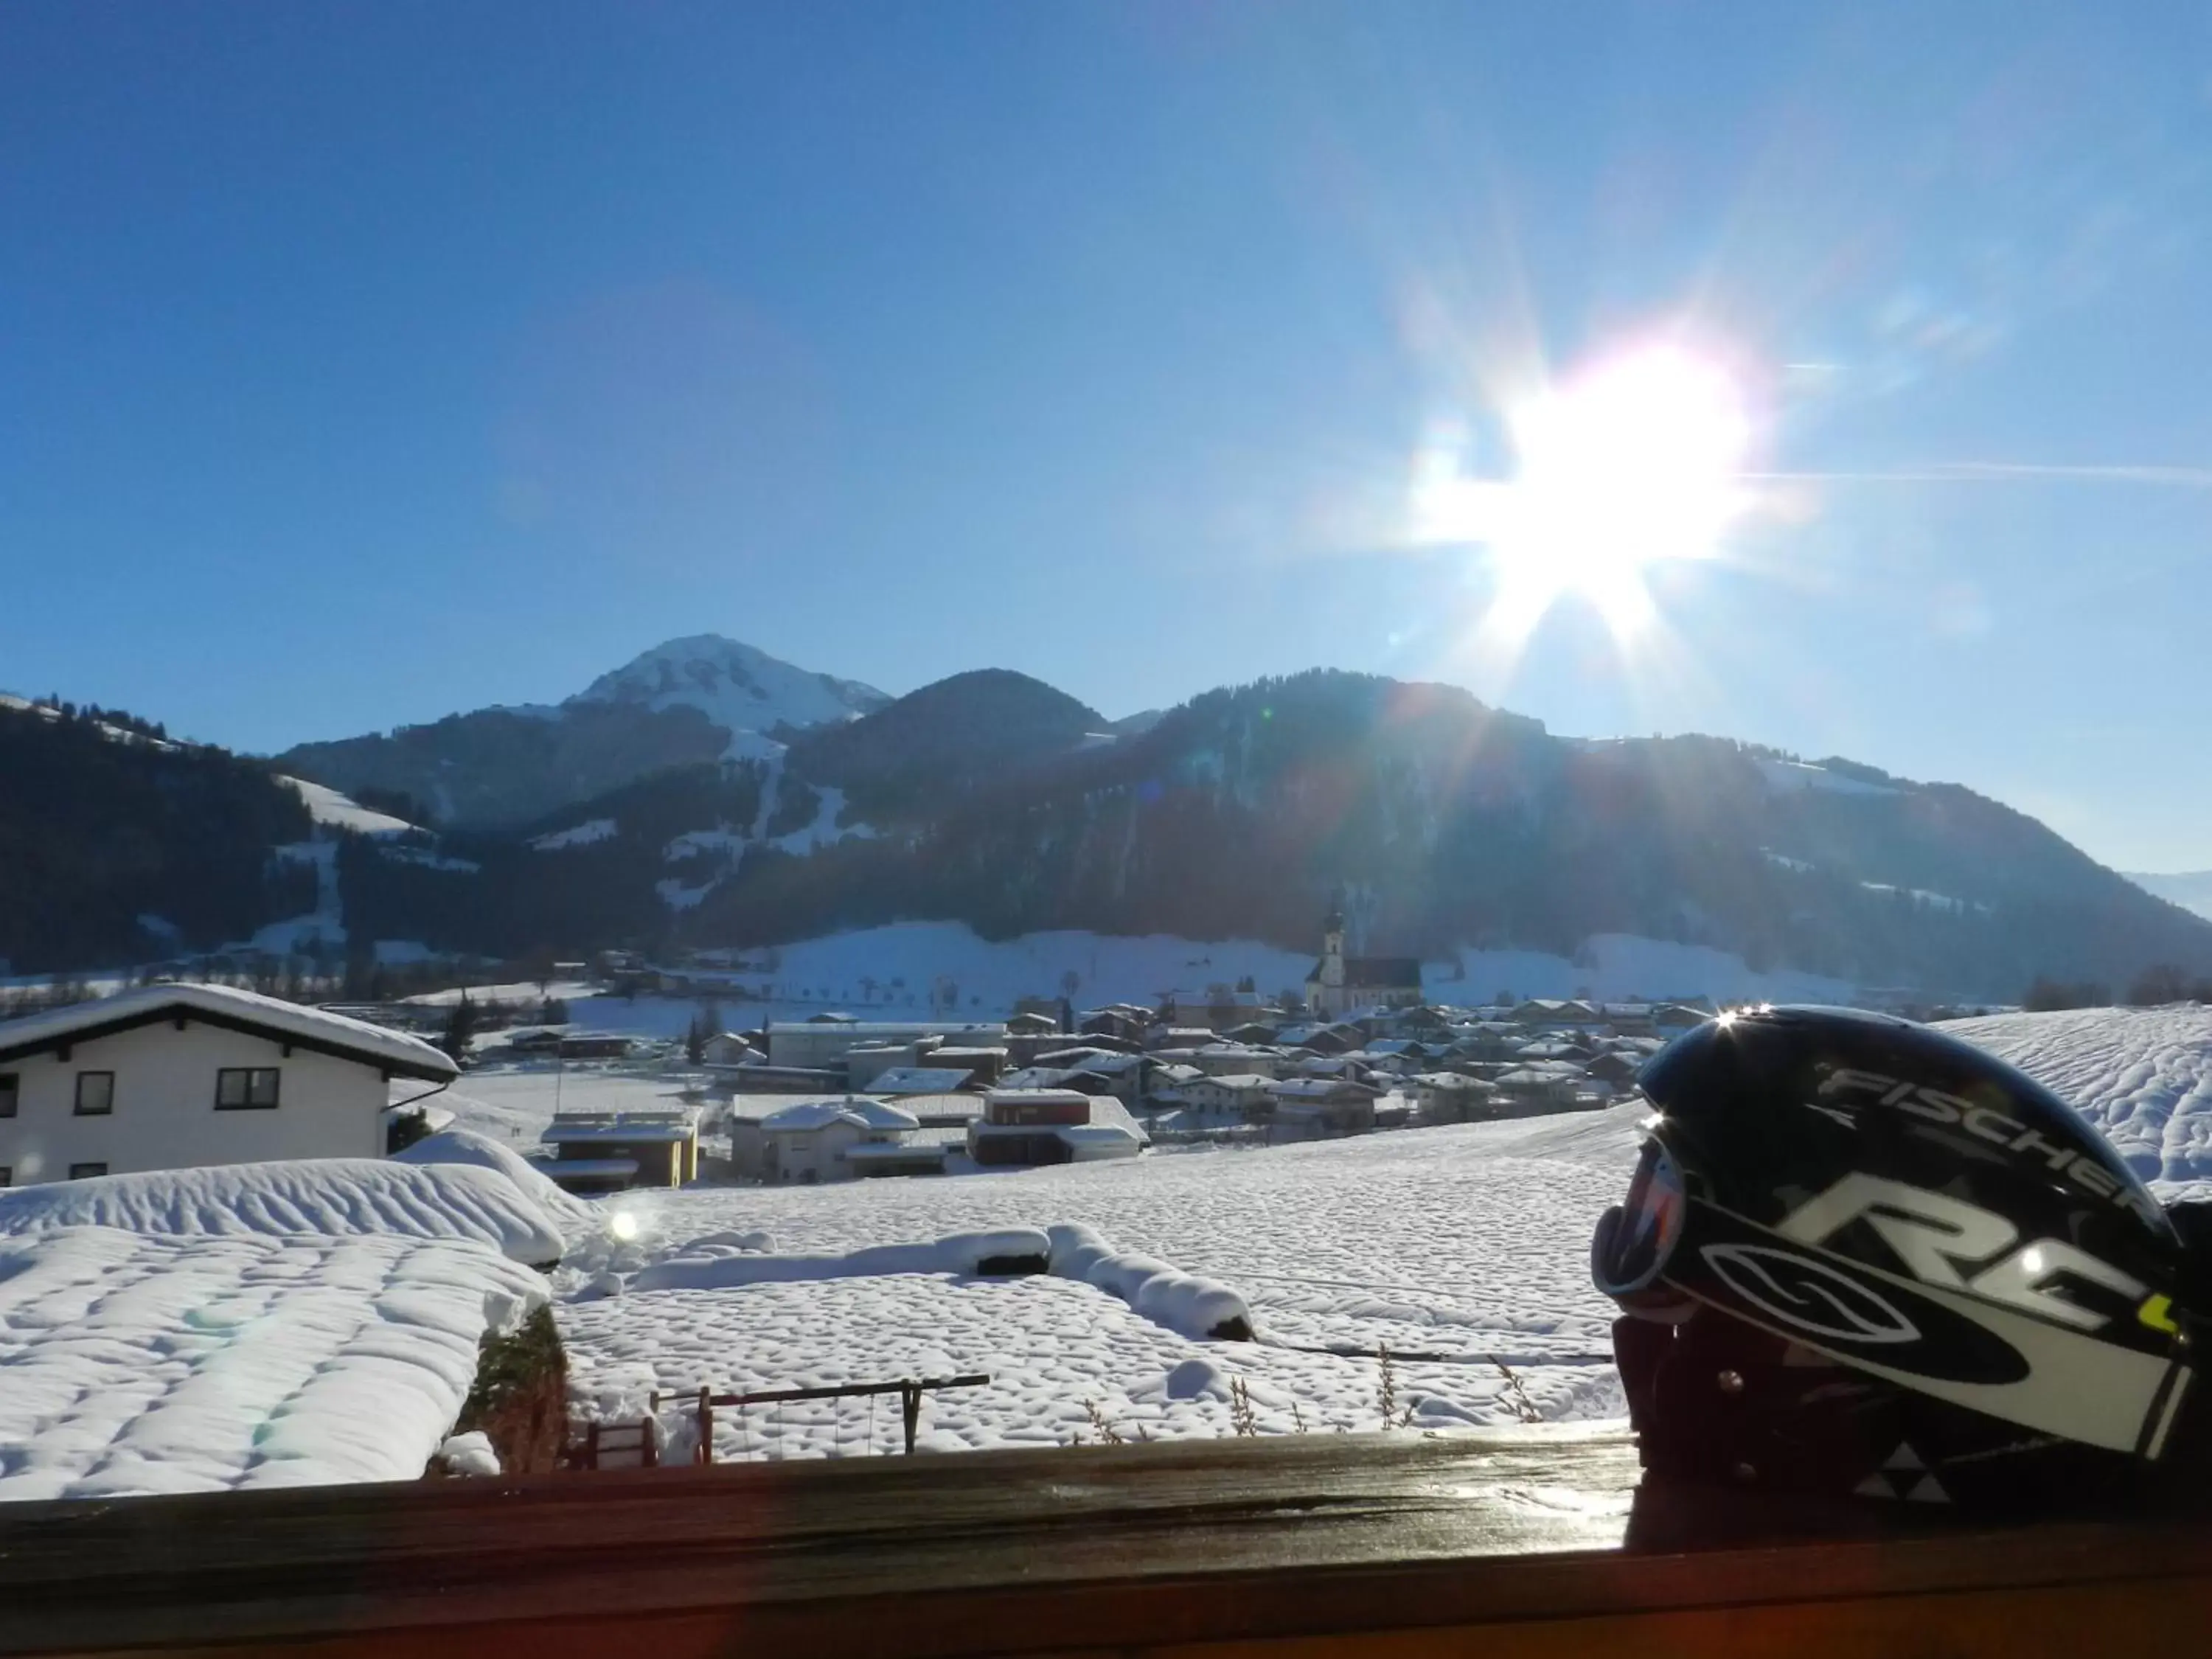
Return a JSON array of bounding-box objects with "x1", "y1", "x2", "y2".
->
[{"x1": 608, "y1": 1210, "x2": 640, "y2": 1242}]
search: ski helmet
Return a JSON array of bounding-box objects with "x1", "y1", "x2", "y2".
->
[{"x1": 1592, "y1": 1005, "x2": 2200, "y2": 1507}]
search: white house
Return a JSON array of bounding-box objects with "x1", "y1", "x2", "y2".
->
[
  {"x1": 734, "y1": 1096, "x2": 922, "y2": 1184},
  {"x1": 1175, "y1": 1074, "x2": 1276, "y2": 1117},
  {"x1": 0, "y1": 983, "x2": 456, "y2": 1187}
]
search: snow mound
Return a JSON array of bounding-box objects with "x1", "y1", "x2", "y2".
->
[
  {"x1": 1047, "y1": 1223, "x2": 1254, "y2": 1340},
  {"x1": 437, "y1": 1430, "x2": 502, "y2": 1476},
  {"x1": 630, "y1": 1228, "x2": 1051, "y2": 1293},
  {"x1": 1941, "y1": 1005, "x2": 2212, "y2": 1186},
  {"x1": 394, "y1": 1127, "x2": 596, "y2": 1228},
  {"x1": 0, "y1": 1225, "x2": 545, "y2": 1502},
  {"x1": 0, "y1": 1159, "x2": 565, "y2": 1266}
]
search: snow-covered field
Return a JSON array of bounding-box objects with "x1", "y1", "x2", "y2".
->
[
  {"x1": 557, "y1": 1105, "x2": 1641, "y2": 1460},
  {"x1": 1938, "y1": 1004, "x2": 2212, "y2": 1189},
  {"x1": 660, "y1": 921, "x2": 1854, "y2": 1014}
]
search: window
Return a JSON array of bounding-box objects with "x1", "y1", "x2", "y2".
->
[
  {"x1": 74, "y1": 1071, "x2": 114, "y2": 1116},
  {"x1": 215, "y1": 1067, "x2": 281, "y2": 1110},
  {"x1": 0, "y1": 1167, "x2": 10, "y2": 1187},
  {"x1": 68, "y1": 1163, "x2": 107, "y2": 1180},
  {"x1": 0, "y1": 1074, "x2": 15, "y2": 1117}
]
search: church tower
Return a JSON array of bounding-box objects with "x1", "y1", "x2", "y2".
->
[{"x1": 1319, "y1": 904, "x2": 1346, "y2": 990}]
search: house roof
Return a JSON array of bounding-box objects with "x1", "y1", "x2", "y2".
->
[
  {"x1": 0, "y1": 983, "x2": 456, "y2": 1082},
  {"x1": 983, "y1": 1087, "x2": 1093, "y2": 1108},
  {"x1": 542, "y1": 1119, "x2": 697, "y2": 1144},
  {"x1": 762, "y1": 1097, "x2": 919, "y2": 1133},
  {"x1": 1189, "y1": 1073, "x2": 1273, "y2": 1091},
  {"x1": 866, "y1": 1066, "x2": 977, "y2": 1095}
]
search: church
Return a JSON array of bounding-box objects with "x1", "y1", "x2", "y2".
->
[{"x1": 1302, "y1": 906, "x2": 1423, "y2": 1020}]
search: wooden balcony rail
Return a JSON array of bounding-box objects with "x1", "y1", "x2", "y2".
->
[
  {"x1": 3, "y1": 1424, "x2": 2211, "y2": 1658},
  {"x1": 647, "y1": 1373, "x2": 993, "y2": 1461}
]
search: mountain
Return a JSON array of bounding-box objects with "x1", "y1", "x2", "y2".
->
[
  {"x1": 2126, "y1": 872, "x2": 2212, "y2": 923},
  {"x1": 0, "y1": 698, "x2": 316, "y2": 975},
  {"x1": 569, "y1": 635, "x2": 890, "y2": 761},
  {"x1": 13, "y1": 658, "x2": 2212, "y2": 998},
  {"x1": 324, "y1": 667, "x2": 2212, "y2": 1002},
  {"x1": 275, "y1": 636, "x2": 886, "y2": 828}
]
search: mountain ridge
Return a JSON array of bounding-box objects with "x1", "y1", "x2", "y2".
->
[{"x1": 11, "y1": 644, "x2": 2212, "y2": 1000}]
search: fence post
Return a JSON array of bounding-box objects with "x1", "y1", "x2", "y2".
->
[
  {"x1": 901, "y1": 1382, "x2": 922, "y2": 1454},
  {"x1": 698, "y1": 1388, "x2": 714, "y2": 1467}
]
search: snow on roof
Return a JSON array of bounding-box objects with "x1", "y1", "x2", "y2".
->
[
  {"x1": 0, "y1": 982, "x2": 456, "y2": 1082},
  {"x1": 1189, "y1": 1073, "x2": 1273, "y2": 1090},
  {"x1": 543, "y1": 1120, "x2": 698, "y2": 1144},
  {"x1": 984, "y1": 1087, "x2": 1093, "y2": 1108},
  {"x1": 394, "y1": 1127, "x2": 594, "y2": 1225},
  {"x1": 0, "y1": 1158, "x2": 565, "y2": 1265},
  {"x1": 0, "y1": 1225, "x2": 547, "y2": 1503},
  {"x1": 867, "y1": 1066, "x2": 977, "y2": 1094},
  {"x1": 762, "y1": 1097, "x2": 919, "y2": 1133}
]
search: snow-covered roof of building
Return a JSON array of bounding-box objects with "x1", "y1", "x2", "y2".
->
[
  {"x1": 0, "y1": 1158, "x2": 565, "y2": 1265},
  {"x1": 762, "y1": 1097, "x2": 919, "y2": 1133},
  {"x1": 1267, "y1": 1077, "x2": 1381, "y2": 1100},
  {"x1": 0, "y1": 1225, "x2": 546, "y2": 1503},
  {"x1": 1188, "y1": 1073, "x2": 1273, "y2": 1091},
  {"x1": 0, "y1": 982, "x2": 456, "y2": 1082},
  {"x1": 542, "y1": 1119, "x2": 698, "y2": 1144},
  {"x1": 984, "y1": 1087, "x2": 1093, "y2": 1109},
  {"x1": 866, "y1": 1065, "x2": 978, "y2": 1095}
]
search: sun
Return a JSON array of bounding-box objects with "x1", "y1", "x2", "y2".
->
[{"x1": 1414, "y1": 341, "x2": 1753, "y2": 639}]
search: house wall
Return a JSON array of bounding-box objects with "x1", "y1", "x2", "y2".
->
[
  {"x1": 762, "y1": 1121, "x2": 867, "y2": 1183},
  {"x1": 0, "y1": 1021, "x2": 390, "y2": 1185}
]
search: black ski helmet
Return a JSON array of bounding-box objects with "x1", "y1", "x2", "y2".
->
[{"x1": 1592, "y1": 1005, "x2": 2199, "y2": 1507}]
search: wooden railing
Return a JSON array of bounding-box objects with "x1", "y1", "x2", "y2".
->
[
  {"x1": 4, "y1": 1425, "x2": 2211, "y2": 1657},
  {"x1": 647, "y1": 1373, "x2": 992, "y2": 1462}
]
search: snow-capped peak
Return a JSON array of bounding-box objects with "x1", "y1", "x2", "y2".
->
[{"x1": 566, "y1": 635, "x2": 888, "y2": 761}]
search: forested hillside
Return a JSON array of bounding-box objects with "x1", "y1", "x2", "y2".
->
[{"x1": 0, "y1": 701, "x2": 315, "y2": 973}]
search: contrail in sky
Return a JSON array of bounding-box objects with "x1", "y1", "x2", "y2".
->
[{"x1": 1745, "y1": 463, "x2": 2212, "y2": 488}]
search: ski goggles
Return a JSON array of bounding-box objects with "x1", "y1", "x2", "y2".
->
[{"x1": 1591, "y1": 1138, "x2": 1686, "y2": 1304}]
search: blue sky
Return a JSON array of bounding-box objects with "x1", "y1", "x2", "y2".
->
[{"x1": 4, "y1": 2, "x2": 2210, "y2": 869}]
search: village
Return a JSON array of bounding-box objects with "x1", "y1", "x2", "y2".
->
[
  {"x1": 0, "y1": 910, "x2": 1714, "y2": 1202},
  {"x1": 408, "y1": 909, "x2": 1720, "y2": 1197}
]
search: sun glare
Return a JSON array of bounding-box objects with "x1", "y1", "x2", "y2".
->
[{"x1": 1415, "y1": 341, "x2": 1753, "y2": 641}]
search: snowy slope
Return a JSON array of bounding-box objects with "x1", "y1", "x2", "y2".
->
[
  {"x1": 0, "y1": 1159, "x2": 566, "y2": 1265},
  {"x1": 276, "y1": 776, "x2": 416, "y2": 836},
  {"x1": 568, "y1": 636, "x2": 886, "y2": 762},
  {"x1": 558, "y1": 1105, "x2": 1644, "y2": 1459},
  {"x1": 1939, "y1": 1005, "x2": 2212, "y2": 1186},
  {"x1": 0, "y1": 1226, "x2": 546, "y2": 1501}
]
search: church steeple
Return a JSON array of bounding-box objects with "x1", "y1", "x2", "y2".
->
[{"x1": 1321, "y1": 898, "x2": 1346, "y2": 987}]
